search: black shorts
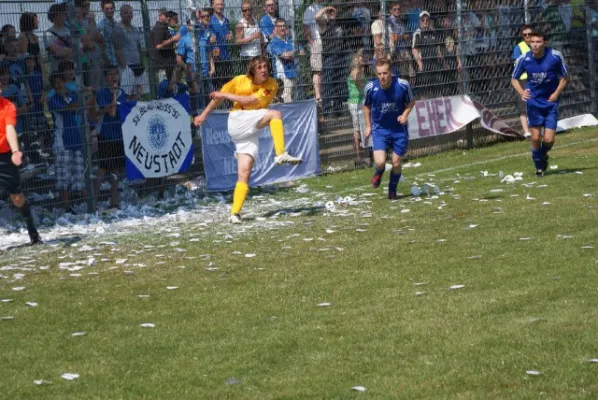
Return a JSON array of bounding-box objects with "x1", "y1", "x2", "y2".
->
[
  {"x1": 0, "y1": 152, "x2": 22, "y2": 194},
  {"x1": 97, "y1": 138, "x2": 126, "y2": 171}
]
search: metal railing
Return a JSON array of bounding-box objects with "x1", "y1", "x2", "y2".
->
[{"x1": 0, "y1": 0, "x2": 594, "y2": 216}]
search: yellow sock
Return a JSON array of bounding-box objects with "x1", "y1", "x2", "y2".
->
[
  {"x1": 231, "y1": 181, "x2": 249, "y2": 215},
  {"x1": 269, "y1": 119, "x2": 285, "y2": 156}
]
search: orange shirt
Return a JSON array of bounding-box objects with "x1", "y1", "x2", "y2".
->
[
  {"x1": 221, "y1": 75, "x2": 278, "y2": 111},
  {"x1": 0, "y1": 97, "x2": 17, "y2": 154}
]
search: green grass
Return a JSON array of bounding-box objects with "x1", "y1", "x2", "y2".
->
[{"x1": 2, "y1": 128, "x2": 598, "y2": 399}]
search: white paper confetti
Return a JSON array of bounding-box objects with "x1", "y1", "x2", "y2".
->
[
  {"x1": 71, "y1": 331, "x2": 87, "y2": 337},
  {"x1": 1, "y1": 316, "x2": 15, "y2": 320},
  {"x1": 575, "y1": 171, "x2": 584, "y2": 175},
  {"x1": 166, "y1": 286, "x2": 178, "y2": 290},
  {"x1": 33, "y1": 379, "x2": 52, "y2": 385},
  {"x1": 25, "y1": 302, "x2": 38, "y2": 307},
  {"x1": 526, "y1": 370, "x2": 542, "y2": 376},
  {"x1": 12, "y1": 287, "x2": 25, "y2": 291},
  {"x1": 549, "y1": 165, "x2": 558, "y2": 170},
  {"x1": 586, "y1": 359, "x2": 598, "y2": 363},
  {"x1": 317, "y1": 302, "x2": 331, "y2": 307},
  {"x1": 61, "y1": 373, "x2": 80, "y2": 380},
  {"x1": 140, "y1": 323, "x2": 155, "y2": 328},
  {"x1": 449, "y1": 285, "x2": 465, "y2": 290},
  {"x1": 352, "y1": 386, "x2": 367, "y2": 392},
  {"x1": 245, "y1": 253, "x2": 256, "y2": 258},
  {"x1": 115, "y1": 259, "x2": 127, "y2": 264}
]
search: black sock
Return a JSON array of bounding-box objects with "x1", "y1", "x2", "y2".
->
[{"x1": 19, "y1": 201, "x2": 37, "y2": 234}]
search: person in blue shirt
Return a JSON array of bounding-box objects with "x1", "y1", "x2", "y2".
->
[
  {"x1": 96, "y1": 65, "x2": 127, "y2": 209},
  {"x1": 512, "y1": 30, "x2": 568, "y2": 177},
  {"x1": 157, "y1": 76, "x2": 188, "y2": 99},
  {"x1": 268, "y1": 18, "x2": 302, "y2": 103},
  {"x1": 48, "y1": 72, "x2": 86, "y2": 213},
  {"x1": 195, "y1": 9, "x2": 216, "y2": 108},
  {"x1": 176, "y1": 22, "x2": 198, "y2": 92},
  {"x1": 259, "y1": 0, "x2": 278, "y2": 43},
  {"x1": 363, "y1": 58, "x2": 416, "y2": 200},
  {"x1": 209, "y1": 0, "x2": 232, "y2": 88}
]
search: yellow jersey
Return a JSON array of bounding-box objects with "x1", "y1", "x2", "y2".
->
[{"x1": 221, "y1": 75, "x2": 278, "y2": 111}]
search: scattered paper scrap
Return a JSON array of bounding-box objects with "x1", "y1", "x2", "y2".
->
[
  {"x1": 71, "y1": 332, "x2": 87, "y2": 337},
  {"x1": 317, "y1": 302, "x2": 331, "y2": 307},
  {"x1": 166, "y1": 286, "x2": 178, "y2": 290},
  {"x1": 140, "y1": 323, "x2": 155, "y2": 328},
  {"x1": 549, "y1": 165, "x2": 558, "y2": 170},
  {"x1": 12, "y1": 287, "x2": 25, "y2": 291},
  {"x1": 61, "y1": 373, "x2": 80, "y2": 380},
  {"x1": 245, "y1": 253, "x2": 256, "y2": 258},
  {"x1": 449, "y1": 285, "x2": 465, "y2": 290},
  {"x1": 25, "y1": 302, "x2": 38, "y2": 307},
  {"x1": 352, "y1": 386, "x2": 367, "y2": 392},
  {"x1": 526, "y1": 370, "x2": 542, "y2": 376},
  {"x1": 33, "y1": 379, "x2": 52, "y2": 385}
]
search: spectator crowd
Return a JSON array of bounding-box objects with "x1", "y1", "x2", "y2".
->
[{"x1": 0, "y1": 0, "x2": 593, "y2": 212}]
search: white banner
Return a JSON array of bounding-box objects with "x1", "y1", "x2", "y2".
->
[
  {"x1": 407, "y1": 95, "x2": 598, "y2": 139},
  {"x1": 120, "y1": 96, "x2": 194, "y2": 180}
]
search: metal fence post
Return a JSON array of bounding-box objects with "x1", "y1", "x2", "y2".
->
[
  {"x1": 456, "y1": 0, "x2": 473, "y2": 148},
  {"x1": 68, "y1": 0, "x2": 96, "y2": 213},
  {"x1": 524, "y1": 0, "x2": 530, "y2": 24},
  {"x1": 381, "y1": 0, "x2": 388, "y2": 53},
  {"x1": 140, "y1": 0, "x2": 157, "y2": 99},
  {"x1": 586, "y1": 0, "x2": 597, "y2": 114}
]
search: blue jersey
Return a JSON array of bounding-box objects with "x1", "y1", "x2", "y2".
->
[
  {"x1": 209, "y1": 14, "x2": 231, "y2": 61},
  {"x1": 96, "y1": 87, "x2": 127, "y2": 140},
  {"x1": 176, "y1": 25, "x2": 195, "y2": 69},
  {"x1": 259, "y1": 15, "x2": 275, "y2": 41},
  {"x1": 364, "y1": 77, "x2": 414, "y2": 135},
  {"x1": 269, "y1": 37, "x2": 297, "y2": 79},
  {"x1": 196, "y1": 24, "x2": 213, "y2": 78},
  {"x1": 512, "y1": 47, "x2": 568, "y2": 108},
  {"x1": 157, "y1": 79, "x2": 188, "y2": 99},
  {"x1": 48, "y1": 91, "x2": 82, "y2": 150}
]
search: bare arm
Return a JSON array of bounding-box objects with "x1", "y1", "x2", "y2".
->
[
  {"x1": 362, "y1": 104, "x2": 372, "y2": 137},
  {"x1": 399, "y1": 99, "x2": 416, "y2": 124},
  {"x1": 6, "y1": 124, "x2": 20, "y2": 153},
  {"x1": 212, "y1": 91, "x2": 259, "y2": 105},
  {"x1": 511, "y1": 78, "x2": 527, "y2": 97},
  {"x1": 548, "y1": 77, "x2": 568, "y2": 102},
  {"x1": 193, "y1": 98, "x2": 223, "y2": 126}
]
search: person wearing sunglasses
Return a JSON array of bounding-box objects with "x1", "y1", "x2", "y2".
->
[
  {"x1": 512, "y1": 24, "x2": 533, "y2": 140},
  {"x1": 235, "y1": 2, "x2": 263, "y2": 74}
]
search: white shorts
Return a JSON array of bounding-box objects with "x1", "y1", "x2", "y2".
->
[{"x1": 227, "y1": 109, "x2": 268, "y2": 159}]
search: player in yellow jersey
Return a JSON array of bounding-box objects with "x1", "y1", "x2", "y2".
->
[{"x1": 193, "y1": 55, "x2": 302, "y2": 224}]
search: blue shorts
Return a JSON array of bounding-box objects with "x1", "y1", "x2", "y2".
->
[
  {"x1": 372, "y1": 129, "x2": 408, "y2": 157},
  {"x1": 527, "y1": 102, "x2": 558, "y2": 130}
]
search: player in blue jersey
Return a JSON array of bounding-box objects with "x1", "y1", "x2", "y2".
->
[
  {"x1": 511, "y1": 30, "x2": 568, "y2": 177},
  {"x1": 363, "y1": 58, "x2": 416, "y2": 200}
]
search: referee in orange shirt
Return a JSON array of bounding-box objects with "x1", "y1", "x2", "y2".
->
[{"x1": 0, "y1": 66, "x2": 41, "y2": 244}]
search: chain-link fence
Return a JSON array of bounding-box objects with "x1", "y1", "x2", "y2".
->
[{"x1": 0, "y1": 0, "x2": 595, "y2": 215}]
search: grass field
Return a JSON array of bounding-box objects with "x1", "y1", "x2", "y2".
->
[{"x1": 2, "y1": 128, "x2": 598, "y2": 399}]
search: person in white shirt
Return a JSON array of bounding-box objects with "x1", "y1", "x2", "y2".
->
[
  {"x1": 235, "y1": 1, "x2": 263, "y2": 73},
  {"x1": 302, "y1": 0, "x2": 323, "y2": 103}
]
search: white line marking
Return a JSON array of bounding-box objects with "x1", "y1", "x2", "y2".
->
[{"x1": 415, "y1": 137, "x2": 598, "y2": 177}]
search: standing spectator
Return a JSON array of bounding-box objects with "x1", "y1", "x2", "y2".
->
[
  {"x1": 260, "y1": 0, "x2": 278, "y2": 43},
  {"x1": 388, "y1": 2, "x2": 414, "y2": 81},
  {"x1": 236, "y1": 2, "x2": 263, "y2": 73},
  {"x1": 17, "y1": 13, "x2": 45, "y2": 82},
  {"x1": 48, "y1": 72, "x2": 86, "y2": 214},
  {"x1": 150, "y1": 9, "x2": 179, "y2": 82},
  {"x1": 269, "y1": 18, "x2": 301, "y2": 103},
  {"x1": 72, "y1": 0, "x2": 104, "y2": 90},
  {"x1": 23, "y1": 54, "x2": 49, "y2": 162},
  {"x1": 115, "y1": 4, "x2": 147, "y2": 97},
  {"x1": 513, "y1": 24, "x2": 533, "y2": 139},
  {"x1": 317, "y1": 6, "x2": 345, "y2": 116},
  {"x1": 44, "y1": 2, "x2": 73, "y2": 73},
  {"x1": 438, "y1": 17, "x2": 461, "y2": 97},
  {"x1": 411, "y1": 10, "x2": 441, "y2": 98},
  {"x1": 371, "y1": 9, "x2": 386, "y2": 48},
  {"x1": 210, "y1": 0, "x2": 233, "y2": 86},
  {"x1": 0, "y1": 25, "x2": 17, "y2": 56},
  {"x1": 0, "y1": 60, "x2": 28, "y2": 152},
  {"x1": 352, "y1": 1, "x2": 372, "y2": 49},
  {"x1": 303, "y1": 0, "x2": 324, "y2": 103},
  {"x1": 404, "y1": 0, "x2": 423, "y2": 32},
  {"x1": 96, "y1": 66, "x2": 127, "y2": 209},
  {"x1": 98, "y1": 0, "x2": 125, "y2": 70},
  {"x1": 347, "y1": 49, "x2": 368, "y2": 167},
  {"x1": 195, "y1": 8, "x2": 216, "y2": 108},
  {"x1": 0, "y1": 38, "x2": 25, "y2": 86},
  {"x1": 176, "y1": 19, "x2": 199, "y2": 98}
]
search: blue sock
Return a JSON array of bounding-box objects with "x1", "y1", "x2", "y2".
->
[
  {"x1": 389, "y1": 172, "x2": 401, "y2": 193},
  {"x1": 373, "y1": 166, "x2": 385, "y2": 179},
  {"x1": 531, "y1": 147, "x2": 544, "y2": 170},
  {"x1": 541, "y1": 141, "x2": 553, "y2": 157}
]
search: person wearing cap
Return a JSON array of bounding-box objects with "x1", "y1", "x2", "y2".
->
[{"x1": 411, "y1": 10, "x2": 440, "y2": 98}]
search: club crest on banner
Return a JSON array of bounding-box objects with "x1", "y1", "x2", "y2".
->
[{"x1": 120, "y1": 96, "x2": 193, "y2": 180}]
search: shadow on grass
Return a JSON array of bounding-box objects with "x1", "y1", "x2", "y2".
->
[
  {"x1": 544, "y1": 167, "x2": 595, "y2": 176},
  {"x1": 242, "y1": 205, "x2": 327, "y2": 221}
]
